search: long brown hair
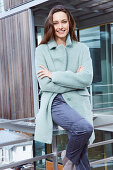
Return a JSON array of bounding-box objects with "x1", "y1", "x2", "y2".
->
[{"x1": 40, "y1": 5, "x2": 78, "y2": 45}]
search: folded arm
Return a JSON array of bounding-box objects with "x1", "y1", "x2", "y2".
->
[
  {"x1": 52, "y1": 46, "x2": 93, "y2": 89},
  {"x1": 35, "y1": 46, "x2": 76, "y2": 93}
]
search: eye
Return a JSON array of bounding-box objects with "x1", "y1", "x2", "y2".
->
[
  {"x1": 62, "y1": 20, "x2": 67, "y2": 23},
  {"x1": 53, "y1": 22, "x2": 58, "y2": 25}
]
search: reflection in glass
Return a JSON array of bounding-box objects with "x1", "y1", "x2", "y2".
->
[{"x1": 80, "y1": 24, "x2": 113, "y2": 110}]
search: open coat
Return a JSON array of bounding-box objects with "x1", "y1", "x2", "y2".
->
[{"x1": 34, "y1": 34, "x2": 95, "y2": 144}]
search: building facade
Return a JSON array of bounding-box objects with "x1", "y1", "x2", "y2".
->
[
  {"x1": 0, "y1": 1, "x2": 113, "y2": 169},
  {"x1": 0, "y1": 0, "x2": 113, "y2": 119}
]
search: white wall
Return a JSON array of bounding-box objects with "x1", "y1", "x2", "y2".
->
[
  {"x1": 12, "y1": 145, "x2": 33, "y2": 162},
  {"x1": 0, "y1": 144, "x2": 33, "y2": 165}
]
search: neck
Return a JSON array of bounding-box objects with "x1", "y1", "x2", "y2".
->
[{"x1": 55, "y1": 37, "x2": 66, "y2": 46}]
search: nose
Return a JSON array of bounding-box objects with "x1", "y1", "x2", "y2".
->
[{"x1": 58, "y1": 23, "x2": 63, "y2": 29}]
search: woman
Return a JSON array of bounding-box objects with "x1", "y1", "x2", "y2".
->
[{"x1": 35, "y1": 5, "x2": 94, "y2": 170}]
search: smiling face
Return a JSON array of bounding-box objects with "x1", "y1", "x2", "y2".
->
[{"x1": 53, "y1": 11, "x2": 69, "y2": 42}]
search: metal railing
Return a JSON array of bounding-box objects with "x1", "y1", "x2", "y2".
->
[
  {"x1": 0, "y1": 84, "x2": 113, "y2": 169},
  {"x1": 1, "y1": 137, "x2": 113, "y2": 169},
  {"x1": 0, "y1": 117, "x2": 113, "y2": 169},
  {"x1": 91, "y1": 83, "x2": 113, "y2": 111}
]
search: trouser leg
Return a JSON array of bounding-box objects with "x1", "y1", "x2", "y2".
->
[
  {"x1": 77, "y1": 144, "x2": 90, "y2": 170},
  {"x1": 51, "y1": 94, "x2": 93, "y2": 170},
  {"x1": 66, "y1": 118, "x2": 93, "y2": 167}
]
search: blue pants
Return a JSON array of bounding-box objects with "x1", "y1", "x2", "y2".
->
[{"x1": 51, "y1": 94, "x2": 93, "y2": 170}]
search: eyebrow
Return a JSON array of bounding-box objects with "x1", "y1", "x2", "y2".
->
[{"x1": 53, "y1": 19, "x2": 68, "y2": 22}]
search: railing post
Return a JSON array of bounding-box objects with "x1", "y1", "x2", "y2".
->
[
  {"x1": 33, "y1": 138, "x2": 36, "y2": 170},
  {"x1": 52, "y1": 135, "x2": 58, "y2": 170}
]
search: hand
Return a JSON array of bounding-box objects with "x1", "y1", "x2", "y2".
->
[
  {"x1": 37, "y1": 65, "x2": 52, "y2": 79},
  {"x1": 77, "y1": 66, "x2": 84, "y2": 73}
]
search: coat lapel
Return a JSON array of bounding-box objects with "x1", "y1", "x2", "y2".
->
[{"x1": 46, "y1": 34, "x2": 72, "y2": 72}]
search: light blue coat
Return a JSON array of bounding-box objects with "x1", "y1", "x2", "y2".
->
[{"x1": 34, "y1": 34, "x2": 95, "y2": 144}]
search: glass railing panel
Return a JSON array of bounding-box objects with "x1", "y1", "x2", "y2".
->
[
  {"x1": 91, "y1": 160, "x2": 113, "y2": 170},
  {"x1": 92, "y1": 84, "x2": 113, "y2": 110},
  {"x1": 1, "y1": 119, "x2": 113, "y2": 169},
  {"x1": 89, "y1": 130, "x2": 113, "y2": 170}
]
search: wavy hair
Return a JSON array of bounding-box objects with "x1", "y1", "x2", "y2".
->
[{"x1": 40, "y1": 5, "x2": 78, "y2": 44}]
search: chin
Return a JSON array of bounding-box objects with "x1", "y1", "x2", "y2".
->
[{"x1": 56, "y1": 33, "x2": 68, "y2": 39}]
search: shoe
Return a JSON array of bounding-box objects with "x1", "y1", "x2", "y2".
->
[
  {"x1": 61, "y1": 150, "x2": 76, "y2": 170},
  {"x1": 73, "y1": 165, "x2": 76, "y2": 170}
]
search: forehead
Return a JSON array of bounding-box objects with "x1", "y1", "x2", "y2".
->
[{"x1": 53, "y1": 11, "x2": 68, "y2": 21}]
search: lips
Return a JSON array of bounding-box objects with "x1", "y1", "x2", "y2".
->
[{"x1": 57, "y1": 30, "x2": 65, "y2": 34}]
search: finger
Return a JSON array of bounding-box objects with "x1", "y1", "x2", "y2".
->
[
  {"x1": 40, "y1": 65, "x2": 46, "y2": 69},
  {"x1": 79, "y1": 68, "x2": 83, "y2": 72},
  {"x1": 77, "y1": 68, "x2": 81, "y2": 72},
  {"x1": 40, "y1": 75, "x2": 47, "y2": 79},
  {"x1": 37, "y1": 70, "x2": 44, "y2": 74},
  {"x1": 79, "y1": 66, "x2": 84, "y2": 70},
  {"x1": 77, "y1": 67, "x2": 83, "y2": 73},
  {"x1": 80, "y1": 67, "x2": 84, "y2": 70},
  {"x1": 37, "y1": 73, "x2": 45, "y2": 77}
]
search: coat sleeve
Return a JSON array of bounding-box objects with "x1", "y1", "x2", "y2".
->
[
  {"x1": 52, "y1": 45, "x2": 93, "y2": 89},
  {"x1": 35, "y1": 46, "x2": 76, "y2": 93}
]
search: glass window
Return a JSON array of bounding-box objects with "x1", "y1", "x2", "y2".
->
[
  {"x1": 80, "y1": 24, "x2": 113, "y2": 110},
  {"x1": 80, "y1": 27, "x2": 100, "y2": 48},
  {"x1": 23, "y1": 146, "x2": 26, "y2": 151},
  {"x1": 35, "y1": 27, "x2": 44, "y2": 46}
]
